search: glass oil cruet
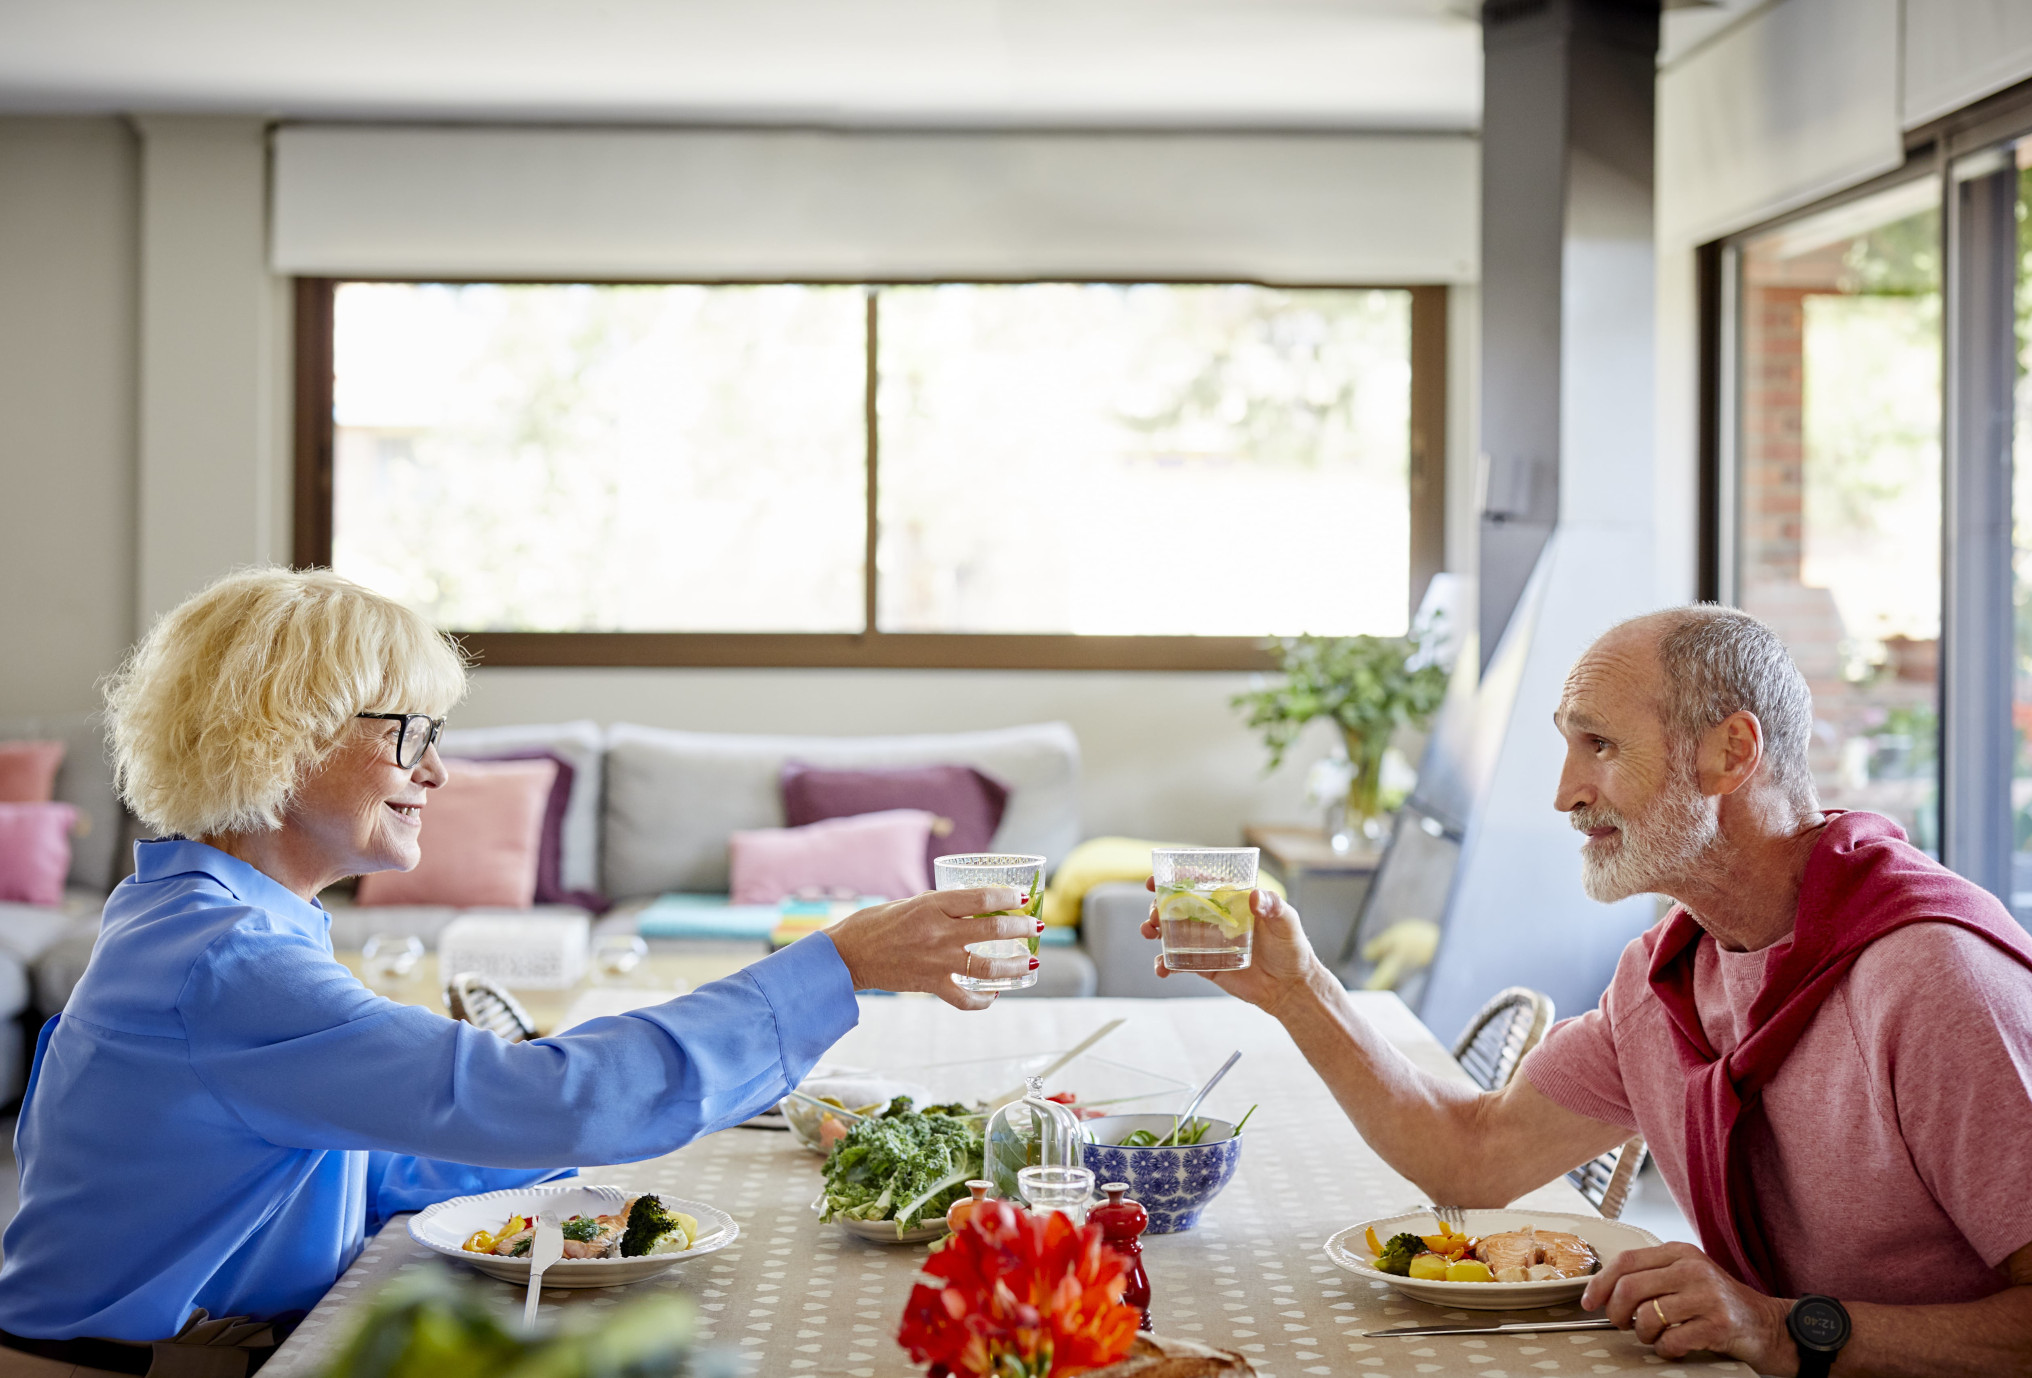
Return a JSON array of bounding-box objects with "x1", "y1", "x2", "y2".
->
[{"x1": 985, "y1": 1076, "x2": 1084, "y2": 1201}]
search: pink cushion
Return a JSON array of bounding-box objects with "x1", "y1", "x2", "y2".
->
[
  {"x1": 356, "y1": 758, "x2": 559, "y2": 909},
  {"x1": 728, "y1": 809, "x2": 935, "y2": 904},
  {"x1": 0, "y1": 802, "x2": 77, "y2": 906},
  {"x1": 0, "y1": 741, "x2": 65, "y2": 804}
]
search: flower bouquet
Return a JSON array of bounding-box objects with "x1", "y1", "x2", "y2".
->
[{"x1": 897, "y1": 1199, "x2": 1140, "y2": 1378}]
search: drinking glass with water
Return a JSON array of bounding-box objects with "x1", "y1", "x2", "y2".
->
[
  {"x1": 1151, "y1": 847, "x2": 1260, "y2": 971},
  {"x1": 934, "y1": 853, "x2": 1045, "y2": 993}
]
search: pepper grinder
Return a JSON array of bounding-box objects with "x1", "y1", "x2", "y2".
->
[{"x1": 1090, "y1": 1181, "x2": 1152, "y2": 1330}]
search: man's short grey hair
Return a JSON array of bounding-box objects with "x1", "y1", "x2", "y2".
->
[{"x1": 1632, "y1": 605, "x2": 1818, "y2": 808}]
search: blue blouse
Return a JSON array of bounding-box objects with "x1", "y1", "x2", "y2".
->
[{"x1": 0, "y1": 839, "x2": 860, "y2": 1341}]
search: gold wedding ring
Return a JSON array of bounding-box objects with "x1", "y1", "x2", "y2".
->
[
  {"x1": 964, "y1": 949, "x2": 978, "y2": 981},
  {"x1": 1651, "y1": 1298, "x2": 1669, "y2": 1329}
]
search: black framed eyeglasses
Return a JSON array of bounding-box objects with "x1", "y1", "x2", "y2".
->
[{"x1": 356, "y1": 713, "x2": 446, "y2": 770}]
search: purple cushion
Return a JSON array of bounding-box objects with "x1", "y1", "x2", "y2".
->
[
  {"x1": 448, "y1": 750, "x2": 605, "y2": 911},
  {"x1": 781, "y1": 762, "x2": 1010, "y2": 869}
]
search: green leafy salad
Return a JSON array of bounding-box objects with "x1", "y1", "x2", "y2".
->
[{"x1": 817, "y1": 1096, "x2": 983, "y2": 1233}]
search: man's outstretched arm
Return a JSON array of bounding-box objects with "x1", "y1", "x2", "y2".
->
[{"x1": 1142, "y1": 885, "x2": 1628, "y2": 1205}]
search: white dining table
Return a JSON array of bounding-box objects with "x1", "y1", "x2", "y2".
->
[{"x1": 261, "y1": 992, "x2": 1748, "y2": 1378}]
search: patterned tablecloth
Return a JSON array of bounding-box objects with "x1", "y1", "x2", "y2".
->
[{"x1": 262, "y1": 993, "x2": 1748, "y2": 1378}]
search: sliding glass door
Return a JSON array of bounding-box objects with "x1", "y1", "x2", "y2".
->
[
  {"x1": 1734, "y1": 181, "x2": 1944, "y2": 850},
  {"x1": 1721, "y1": 108, "x2": 2032, "y2": 918}
]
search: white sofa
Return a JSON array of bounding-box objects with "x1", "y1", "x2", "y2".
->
[
  {"x1": 20, "y1": 718, "x2": 1106, "y2": 1071},
  {"x1": 320, "y1": 719, "x2": 1100, "y2": 998}
]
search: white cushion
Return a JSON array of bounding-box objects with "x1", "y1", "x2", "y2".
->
[
  {"x1": 438, "y1": 719, "x2": 604, "y2": 897},
  {"x1": 602, "y1": 722, "x2": 1082, "y2": 900}
]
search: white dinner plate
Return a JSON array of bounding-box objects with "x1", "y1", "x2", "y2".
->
[
  {"x1": 410, "y1": 1182, "x2": 739, "y2": 1288},
  {"x1": 1324, "y1": 1209, "x2": 1662, "y2": 1311}
]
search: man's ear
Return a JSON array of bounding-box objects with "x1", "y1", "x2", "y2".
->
[{"x1": 1702, "y1": 711, "x2": 1764, "y2": 796}]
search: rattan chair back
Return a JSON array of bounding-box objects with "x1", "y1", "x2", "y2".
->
[
  {"x1": 444, "y1": 971, "x2": 538, "y2": 1043},
  {"x1": 1449, "y1": 986, "x2": 1555, "y2": 1092},
  {"x1": 1568, "y1": 1136, "x2": 1648, "y2": 1220}
]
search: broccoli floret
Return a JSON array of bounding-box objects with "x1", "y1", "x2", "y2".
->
[
  {"x1": 620, "y1": 1195, "x2": 682, "y2": 1258},
  {"x1": 881, "y1": 1095, "x2": 915, "y2": 1118},
  {"x1": 560, "y1": 1216, "x2": 600, "y2": 1243},
  {"x1": 921, "y1": 1102, "x2": 972, "y2": 1117},
  {"x1": 1374, "y1": 1233, "x2": 1425, "y2": 1276}
]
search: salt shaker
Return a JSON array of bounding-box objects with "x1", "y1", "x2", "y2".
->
[{"x1": 1090, "y1": 1181, "x2": 1152, "y2": 1330}]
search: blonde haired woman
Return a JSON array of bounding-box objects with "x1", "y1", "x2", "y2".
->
[{"x1": 0, "y1": 569, "x2": 1034, "y2": 1367}]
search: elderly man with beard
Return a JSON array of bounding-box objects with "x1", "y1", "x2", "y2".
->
[{"x1": 1142, "y1": 606, "x2": 2032, "y2": 1376}]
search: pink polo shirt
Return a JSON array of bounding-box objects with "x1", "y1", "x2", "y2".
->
[{"x1": 1521, "y1": 917, "x2": 2032, "y2": 1304}]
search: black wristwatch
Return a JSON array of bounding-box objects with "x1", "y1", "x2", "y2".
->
[{"x1": 1786, "y1": 1294, "x2": 1850, "y2": 1378}]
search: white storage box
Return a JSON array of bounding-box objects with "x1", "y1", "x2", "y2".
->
[{"x1": 437, "y1": 912, "x2": 590, "y2": 990}]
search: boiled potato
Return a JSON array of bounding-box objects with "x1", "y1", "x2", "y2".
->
[
  {"x1": 1407, "y1": 1253, "x2": 1449, "y2": 1281},
  {"x1": 1444, "y1": 1259, "x2": 1495, "y2": 1283}
]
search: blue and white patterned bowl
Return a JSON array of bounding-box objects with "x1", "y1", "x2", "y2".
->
[{"x1": 1080, "y1": 1115, "x2": 1243, "y2": 1234}]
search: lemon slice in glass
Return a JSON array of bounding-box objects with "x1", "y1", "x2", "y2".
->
[{"x1": 1205, "y1": 887, "x2": 1256, "y2": 938}]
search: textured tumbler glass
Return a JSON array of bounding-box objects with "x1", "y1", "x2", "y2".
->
[
  {"x1": 934, "y1": 853, "x2": 1045, "y2": 993},
  {"x1": 1151, "y1": 847, "x2": 1260, "y2": 971},
  {"x1": 1018, "y1": 1165, "x2": 1095, "y2": 1225}
]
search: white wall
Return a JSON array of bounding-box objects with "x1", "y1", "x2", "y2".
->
[
  {"x1": 135, "y1": 116, "x2": 293, "y2": 630},
  {"x1": 0, "y1": 117, "x2": 139, "y2": 716}
]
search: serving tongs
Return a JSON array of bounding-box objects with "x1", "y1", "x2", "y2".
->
[{"x1": 989, "y1": 1017, "x2": 1127, "y2": 1108}]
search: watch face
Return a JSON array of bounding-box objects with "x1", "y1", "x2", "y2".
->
[{"x1": 1793, "y1": 1298, "x2": 1850, "y2": 1350}]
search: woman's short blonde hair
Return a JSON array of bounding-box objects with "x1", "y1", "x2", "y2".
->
[{"x1": 105, "y1": 567, "x2": 467, "y2": 837}]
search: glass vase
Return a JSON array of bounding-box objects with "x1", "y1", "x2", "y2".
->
[{"x1": 1333, "y1": 725, "x2": 1389, "y2": 853}]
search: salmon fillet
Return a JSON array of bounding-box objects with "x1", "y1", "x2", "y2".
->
[
  {"x1": 1474, "y1": 1229, "x2": 1539, "y2": 1275},
  {"x1": 1472, "y1": 1227, "x2": 1599, "y2": 1280},
  {"x1": 1536, "y1": 1230, "x2": 1598, "y2": 1278}
]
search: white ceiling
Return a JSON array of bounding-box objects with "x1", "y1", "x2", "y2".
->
[
  {"x1": 0, "y1": 1, "x2": 1749, "y2": 130},
  {"x1": 0, "y1": 0, "x2": 1485, "y2": 129}
]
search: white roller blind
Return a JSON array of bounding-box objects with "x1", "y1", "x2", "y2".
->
[
  {"x1": 270, "y1": 125, "x2": 1478, "y2": 283},
  {"x1": 1904, "y1": 0, "x2": 2032, "y2": 130},
  {"x1": 1658, "y1": 0, "x2": 1903, "y2": 248}
]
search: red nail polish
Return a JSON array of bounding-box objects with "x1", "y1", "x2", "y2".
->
[
  {"x1": 1035, "y1": 918, "x2": 1045, "y2": 932},
  {"x1": 1028, "y1": 957, "x2": 1040, "y2": 969}
]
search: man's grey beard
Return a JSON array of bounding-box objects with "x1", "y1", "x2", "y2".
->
[{"x1": 1571, "y1": 769, "x2": 1722, "y2": 903}]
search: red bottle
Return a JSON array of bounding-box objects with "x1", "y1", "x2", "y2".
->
[{"x1": 1090, "y1": 1181, "x2": 1152, "y2": 1331}]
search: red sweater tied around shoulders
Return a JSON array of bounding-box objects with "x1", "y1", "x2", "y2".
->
[{"x1": 1646, "y1": 810, "x2": 2032, "y2": 1294}]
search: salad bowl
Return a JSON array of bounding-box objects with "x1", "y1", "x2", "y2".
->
[{"x1": 1080, "y1": 1114, "x2": 1243, "y2": 1233}]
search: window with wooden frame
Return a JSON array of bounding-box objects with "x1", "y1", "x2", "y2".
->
[{"x1": 295, "y1": 278, "x2": 1448, "y2": 670}]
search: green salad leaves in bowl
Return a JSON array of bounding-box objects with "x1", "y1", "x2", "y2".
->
[{"x1": 815, "y1": 1097, "x2": 983, "y2": 1244}]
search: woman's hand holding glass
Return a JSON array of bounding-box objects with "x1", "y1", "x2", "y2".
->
[{"x1": 828, "y1": 887, "x2": 1043, "y2": 1011}]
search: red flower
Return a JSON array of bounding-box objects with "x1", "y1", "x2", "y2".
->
[{"x1": 897, "y1": 1202, "x2": 1139, "y2": 1378}]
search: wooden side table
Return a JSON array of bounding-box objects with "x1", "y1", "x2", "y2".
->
[{"x1": 1242, "y1": 824, "x2": 1382, "y2": 972}]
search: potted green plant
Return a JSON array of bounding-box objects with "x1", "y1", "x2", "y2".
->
[{"x1": 1231, "y1": 630, "x2": 1450, "y2": 848}]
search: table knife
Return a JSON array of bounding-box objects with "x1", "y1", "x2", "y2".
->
[
  {"x1": 1364, "y1": 1317, "x2": 1617, "y2": 1337},
  {"x1": 523, "y1": 1210, "x2": 564, "y2": 1329}
]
